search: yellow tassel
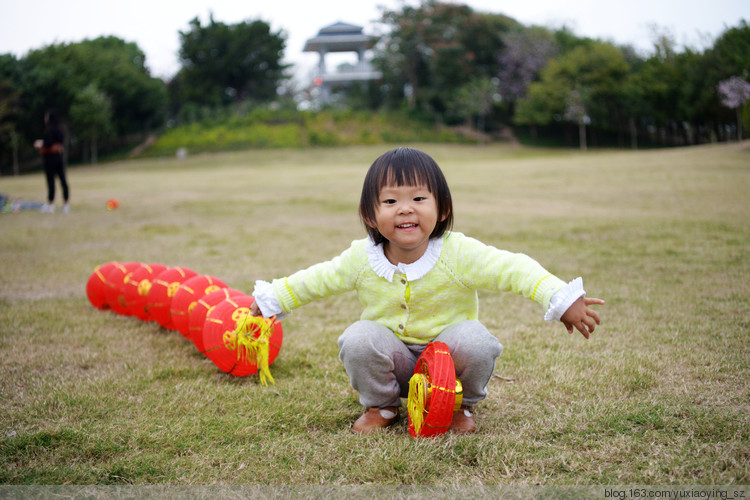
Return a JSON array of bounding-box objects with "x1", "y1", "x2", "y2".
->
[
  {"x1": 233, "y1": 313, "x2": 275, "y2": 386},
  {"x1": 408, "y1": 373, "x2": 428, "y2": 435}
]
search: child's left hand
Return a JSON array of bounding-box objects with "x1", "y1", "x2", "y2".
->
[{"x1": 560, "y1": 296, "x2": 604, "y2": 339}]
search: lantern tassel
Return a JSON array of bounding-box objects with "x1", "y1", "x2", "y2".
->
[
  {"x1": 407, "y1": 373, "x2": 427, "y2": 435},
  {"x1": 234, "y1": 315, "x2": 275, "y2": 386}
]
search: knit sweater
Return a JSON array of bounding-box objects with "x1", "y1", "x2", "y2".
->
[{"x1": 255, "y1": 231, "x2": 581, "y2": 344}]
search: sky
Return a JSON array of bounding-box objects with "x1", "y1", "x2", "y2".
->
[{"x1": 1, "y1": 0, "x2": 747, "y2": 82}]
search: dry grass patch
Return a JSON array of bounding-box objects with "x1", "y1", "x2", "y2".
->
[{"x1": 1, "y1": 142, "x2": 748, "y2": 485}]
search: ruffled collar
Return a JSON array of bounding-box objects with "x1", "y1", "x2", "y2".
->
[{"x1": 365, "y1": 236, "x2": 443, "y2": 282}]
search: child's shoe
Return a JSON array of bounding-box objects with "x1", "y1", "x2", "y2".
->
[
  {"x1": 62, "y1": 203, "x2": 70, "y2": 214},
  {"x1": 41, "y1": 203, "x2": 55, "y2": 214},
  {"x1": 351, "y1": 406, "x2": 399, "y2": 433},
  {"x1": 449, "y1": 406, "x2": 476, "y2": 433}
]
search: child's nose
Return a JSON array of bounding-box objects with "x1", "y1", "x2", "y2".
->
[{"x1": 397, "y1": 202, "x2": 414, "y2": 214}]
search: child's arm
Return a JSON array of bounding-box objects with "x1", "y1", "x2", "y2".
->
[
  {"x1": 248, "y1": 239, "x2": 366, "y2": 318},
  {"x1": 560, "y1": 296, "x2": 605, "y2": 339}
]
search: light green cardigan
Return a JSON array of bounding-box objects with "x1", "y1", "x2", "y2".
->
[{"x1": 266, "y1": 231, "x2": 568, "y2": 344}]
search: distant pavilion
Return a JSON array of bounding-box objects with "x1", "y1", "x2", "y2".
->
[{"x1": 303, "y1": 22, "x2": 381, "y2": 104}]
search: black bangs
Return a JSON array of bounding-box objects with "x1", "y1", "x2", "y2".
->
[
  {"x1": 377, "y1": 148, "x2": 439, "y2": 189},
  {"x1": 359, "y1": 147, "x2": 454, "y2": 244}
]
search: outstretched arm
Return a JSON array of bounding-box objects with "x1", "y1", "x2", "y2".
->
[{"x1": 560, "y1": 296, "x2": 605, "y2": 339}]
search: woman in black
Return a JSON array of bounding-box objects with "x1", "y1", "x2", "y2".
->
[{"x1": 35, "y1": 110, "x2": 69, "y2": 213}]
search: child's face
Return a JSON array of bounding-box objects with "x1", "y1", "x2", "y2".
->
[{"x1": 371, "y1": 183, "x2": 443, "y2": 264}]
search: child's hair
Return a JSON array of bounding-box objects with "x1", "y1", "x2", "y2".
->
[
  {"x1": 45, "y1": 109, "x2": 59, "y2": 127},
  {"x1": 359, "y1": 147, "x2": 454, "y2": 244}
]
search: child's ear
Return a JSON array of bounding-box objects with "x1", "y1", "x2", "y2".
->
[
  {"x1": 439, "y1": 202, "x2": 450, "y2": 222},
  {"x1": 360, "y1": 207, "x2": 377, "y2": 229}
]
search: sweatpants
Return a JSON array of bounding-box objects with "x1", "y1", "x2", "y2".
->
[{"x1": 337, "y1": 320, "x2": 503, "y2": 409}]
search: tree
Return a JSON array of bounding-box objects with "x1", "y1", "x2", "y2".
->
[
  {"x1": 513, "y1": 41, "x2": 630, "y2": 146},
  {"x1": 69, "y1": 84, "x2": 114, "y2": 163},
  {"x1": 0, "y1": 55, "x2": 21, "y2": 174},
  {"x1": 0, "y1": 81, "x2": 21, "y2": 174},
  {"x1": 717, "y1": 76, "x2": 750, "y2": 141},
  {"x1": 450, "y1": 77, "x2": 498, "y2": 141},
  {"x1": 21, "y1": 37, "x2": 166, "y2": 137},
  {"x1": 564, "y1": 88, "x2": 590, "y2": 150},
  {"x1": 710, "y1": 21, "x2": 750, "y2": 80},
  {"x1": 496, "y1": 27, "x2": 558, "y2": 104},
  {"x1": 176, "y1": 14, "x2": 287, "y2": 108},
  {"x1": 2, "y1": 37, "x2": 166, "y2": 167},
  {"x1": 375, "y1": 1, "x2": 517, "y2": 116}
]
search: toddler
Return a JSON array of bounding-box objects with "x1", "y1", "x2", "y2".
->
[{"x1": 250, "y1": 147, "x2": 603, "y2": 433}]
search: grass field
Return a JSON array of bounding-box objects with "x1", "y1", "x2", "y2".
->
[{"x1": 0, "y1": 142, "x2": 748, "y2": 486}]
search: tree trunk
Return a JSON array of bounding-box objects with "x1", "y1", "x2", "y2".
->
[
  {"x1": 529, "y1": 125, "x2": 538, "y2": 142},
  {"x1": 737, "y1": 108, "x2": 743, "y2": 141},
  {"x1": 91, "y1": 134, "x2": 98, "y2": 164},
  {"x1": 579, "y1": 120, "x2": 587, "y2": 151},
  {"x1": 629, "y1": 116, "x2": 638, "y2": 149},
  {"x1": 10, "y1": 129, "x2": 19, "y2": 176}
]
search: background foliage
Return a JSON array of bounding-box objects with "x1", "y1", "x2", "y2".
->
[{"x1": 0, "y1": 2, "x2": 749, "y2": 173}]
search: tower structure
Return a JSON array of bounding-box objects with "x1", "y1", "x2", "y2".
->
[{"x1": 303, "y1": 22, "x2": 381, "y2": 104}]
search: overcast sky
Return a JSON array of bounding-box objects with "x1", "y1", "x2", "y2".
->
[{"x1": 1, "y1": 0, "x2": 747, "y2": 81}]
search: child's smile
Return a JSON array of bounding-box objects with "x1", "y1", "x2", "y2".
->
[{"x1": 372, "y1": 184, "x2": 444, "y2": 265}]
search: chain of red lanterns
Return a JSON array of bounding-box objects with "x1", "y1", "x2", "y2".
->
[{"x1": 85, "y1": 261, "x2": 283, "y2": 378}]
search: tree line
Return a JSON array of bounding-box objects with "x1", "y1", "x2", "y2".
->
[{"x1": 1, "y1": 1, "x2": 748, "y2": 173}]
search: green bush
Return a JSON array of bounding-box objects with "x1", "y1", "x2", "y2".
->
[{"x1": 146, "y1": 109, "x2": 475, "y2": 156}]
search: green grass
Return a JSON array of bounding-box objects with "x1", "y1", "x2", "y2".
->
[{"x1": 0, "y1": 142, "x2": 748, "y2": 485}]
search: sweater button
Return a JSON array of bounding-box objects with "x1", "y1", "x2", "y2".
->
[
  {"x1": 400, "y1": 279, "x2": 406, "y2": 284},
  {"x1": 401, "y1": 304, "x2": 406, "y2": 309},
  {"x1": 398, "y1": 324, "x2": 404, "y2": 330}
]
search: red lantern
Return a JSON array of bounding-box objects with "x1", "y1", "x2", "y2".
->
[
  {"x1": 86, "y1": 261, "x2": 119, "y2": 310},
  {"x1": 104, "y1": 261, "x2": 142, "y2": 315},
  {"x1": 407, "y1": 341, "x2": 462, "y2": 438},
  {"x1": 122, "y1": 263, "x2": 167, "y2": 320},
  {"x1": 146, "y1": 267, "x2": 197, "y2": 330},
  {"x1": 202, "y1": 295, "x2": 283, "y2": 383},
  {"x1": 170, "y1": 275, "x2": 227, "y2": 337},
  {"x1": 188, "y1": 287, "x2": 244, "y2": 352}
]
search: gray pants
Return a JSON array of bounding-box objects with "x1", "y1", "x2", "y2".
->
[{"x1": 337, "y1": 320, "x2": 503, "y2": 409}]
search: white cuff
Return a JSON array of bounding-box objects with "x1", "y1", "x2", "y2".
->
[
  {"x1": 252, "y1": 280, "x2": 287, "y2": 320},
  {"x1": 544, "y1": 277, "x2": 585, "y2": 322}
]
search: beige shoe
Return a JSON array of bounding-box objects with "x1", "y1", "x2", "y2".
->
[
  {"x1": 450, "y1": 405, "x2": 476, "y2": 433},
  {"x1": 351, "y1": 406, "x2": 399, "y2": 433}
]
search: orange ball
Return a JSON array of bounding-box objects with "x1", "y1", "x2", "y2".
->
[
  {"x1": 122, "y1": 263, "x2": 167, "y2": 320},
  {"x1": 188, "y1": 287, "x2": 244, "y2": 353},
  {"x1": 106, "y1": 199, "x2": 119, "y2": 210},
  {"x1": 202, "y1": 295, "x2": 283, "y2": 376},
  {"x1": 170, "y1": 275, "x2": 228, "y2": 337},
  {"x1": 86, "y1": 261, "x2": 119, "y2": 310},
  {"x1": 104, "y1": 261, "x2": 142, "y2": 315},
  {"x1": 146, "y1": 267, "x2": 197, "y2": 330}
]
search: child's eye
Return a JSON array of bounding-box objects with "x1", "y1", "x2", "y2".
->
[
  {"x1": 414, "y1": 197, "x2": 426, "y2": 202},
  {"x1": 383, "y1": 199, "x2": 396, "y2": 205}
]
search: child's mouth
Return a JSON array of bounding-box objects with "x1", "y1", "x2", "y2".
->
[{"x1": 397, "y1": 223, "x2": 418, "y2": 230}]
